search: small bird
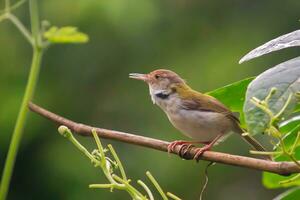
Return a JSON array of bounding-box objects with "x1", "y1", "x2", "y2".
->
[{"x1": 129, "y1": 69, "x2": 269, "y2": 160}]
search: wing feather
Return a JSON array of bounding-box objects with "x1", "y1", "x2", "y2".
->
[
  {"x1": 180, "y1": 93, "x2": 240, "y2": 123},
  {"x1": 179, "y1": 90, "x2": 271, "y2": 159}
]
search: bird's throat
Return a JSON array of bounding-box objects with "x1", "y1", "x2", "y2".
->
[
  {"x1": 149, "y1": 86, "x2": 173, "y2": 105},
  {"x1": 155, "y1": 92, "x2": 170, "y2": 99}
]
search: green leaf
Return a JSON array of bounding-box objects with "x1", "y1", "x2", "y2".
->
[
  {"x1": 263, "y1": 147, "x2": 300, "y2": 189},
  {"x1": 263, "y1": 122, "x2": 300, "y2": 189},
  {"x1": 44, "y1": 26, "x2": 89, "y2": 44},
  {"x1": 243, "y1": 57, "x2": 300, "y2": 135},
  {"x1": 273, "y1": 187, "x2": 300, "y2": 200},
  {"x1": 280, "y1": 115, "x2": 300, "y2": 134},
  {"x1": 263, "y1": 172, "x2": 300, "y2": 189},
  {"x1": 279, "y1": 121, "x2": 300, "y2": 150},
  {"x1": 239, "y1": 30, "x2": 300, "y2": 63},
  {"x1": 207, "y1": 77, "x2": 254, "y2": 111},
  {"x1": 207, "y1": 77, "x2": 254, "y2": 127}
]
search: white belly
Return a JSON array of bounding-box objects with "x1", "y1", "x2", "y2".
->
[
  {"x1": 167, "y1": 109, "x2": 233, "y2": 142},
  {"x1": 149, "y1": 90, "x2": 233, "y2": 142}
]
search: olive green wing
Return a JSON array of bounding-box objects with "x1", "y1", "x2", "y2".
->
[
  {"x1": 180, "y1": 92, "x2": 270, "y2": 159},
  {"x1": 180, "y1": 93, "x2": 240, "y2": 123}
]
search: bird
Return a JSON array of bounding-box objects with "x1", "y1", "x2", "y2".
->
[{"x1": 129, "y1": 69, "x2": 269, "y2": 160}]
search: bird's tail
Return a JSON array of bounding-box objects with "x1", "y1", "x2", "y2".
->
[{"x1": 236, "y1": 126, "x2": 272, "y2": 160}]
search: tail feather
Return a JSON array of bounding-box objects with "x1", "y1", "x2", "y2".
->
[
  {"x1": 242, "y1": 134, "x2": 272, "y2": 160},
  {"x1": 235, "y1": 126, "x2": 272, "y2": 160},
  {"x1": 243, "y1": 134, "x2": 266, "y2": 151}
]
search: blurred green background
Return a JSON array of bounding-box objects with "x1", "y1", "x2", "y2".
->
[{"x1": 1, "y1": 0, "x2": 300, "y2": 199}]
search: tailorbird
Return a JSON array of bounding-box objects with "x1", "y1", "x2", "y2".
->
[{"x1": 129, "y1": 69, "x2": 268, "y2": 160}]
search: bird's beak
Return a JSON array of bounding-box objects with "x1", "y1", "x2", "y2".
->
[{"x1": 129, "y1": 73, "x2": 148, "y2": 82}]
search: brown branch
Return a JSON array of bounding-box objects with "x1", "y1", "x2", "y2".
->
[{"x1": 28, "y1": 102, "x2": 300, "y2": 175}]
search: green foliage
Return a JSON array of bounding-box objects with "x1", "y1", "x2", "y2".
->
[
  {"x1": 281, "y1": 124, "x2": 300, "y2": 151},
  {"x1": 280, "y1": 117, "x2": 300, "y2": 134},
  {"x1": 240, "y1": 27, "x2": 300, "y2": 198},
  {"x1": 0, "y1": 0, "x2": 299, "y2": 199},
  {"x1": 44, "y1": 26, "x2": 89, "y2": 44},
  {"x1": 0, "y1": 1, "x2": 43, "y2": 199},
  {"x1": 58, "y1": 126, "x2": 181, "y2": 200},
  {"x1": 263, "y1": 124, "x2": 300, "y2": 189},
  {"x1": 263, "y1": 171, "x2": 300, "y2": 189},
  {"x1": 239, "y1": 30, "x2": 300, "y2": 64},
  {"x1": 263, "y1": 148, "x2": 300, "y2": 189},
  {"x1": 273, "y1": 187, "x2": 300, "y2": 200},
  {"x1": 248, "y1": 88, "x2": 300, "y2": 184},
  {"x1": 243, "y1": 57, "x2": 300, "y2": 135},
  {"x1": 0, "y1": 1, "x2": 89, "y2": 200},
  {"x1": 207, "y1": 77, "x2": 254, "y2": 127}
]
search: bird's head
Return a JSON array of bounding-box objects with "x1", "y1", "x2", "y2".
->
[
  {"x1": 129, "y1": 69, "x2": 185, "y2": 91},
  {"x1": 129, "y1": 69, "x2": 189, "y2": 105}
]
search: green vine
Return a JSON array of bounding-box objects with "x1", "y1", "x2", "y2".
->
[
  {"x1": 250, "y1": 88, "x2": 300, "y2": 183},
  {"x1": 58, "y1": 126, "x2": 181, "y2": 200}
]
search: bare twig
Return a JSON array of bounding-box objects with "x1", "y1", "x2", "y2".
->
[{"x1": 28, "y1": 102, "x2": 300, "y2": 175}]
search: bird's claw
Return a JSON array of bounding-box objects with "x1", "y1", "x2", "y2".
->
[
  {"x1": 167, "y1": 140, "x2": 183, "y2": 153},
  {"x1": 167, "y1": 141, "x2": 195, "y2": 158},
  {"x1": 193, "y1": 145, "x2": 211, "y2": 161},
  {"x1": 168, "y1": 141, "x2": 212, "y2": 160},
  {"x1": 179, "y1": 144, "x2": 194, "y2": 157}
]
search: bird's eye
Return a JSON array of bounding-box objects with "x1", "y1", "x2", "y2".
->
[{"x1": 155, "y1": 75, "x2": 160, "y2": 79}]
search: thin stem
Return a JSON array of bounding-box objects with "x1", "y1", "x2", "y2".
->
[
  {"x1": 1, "y1": 0, "x2": 27, "y2": 15},
  {"x1": 62, "y1": 127, "x2": 180, "y2": 199},
  {"x1": 274, "y1": 93, "x2": 293, "y2": 120},
  {"x1": 92, "y1": 129, "x2": 106, "y2": 166},
  {"x1": 0, "y1": 2, "x2": 42, "y2": 198},
  {"x1": 146, "y1": 171, "x2": 168, "y2": 200},
  {"x1": 9, "y1": 0, "x2": 27, "y2": 12},
  {"x1": 276, "y1": 134, "x2": 300, "y2": 170},
  {"x1": 279, "y1": 173, "x2": 300, "y2": 184},
  {"x1": 200, "y1": 162, "x2": 215, "y2": 200},
  {"x1": 250, "y1": 98, "x2": 274, "y2": 119},
  {"x1": 112, "y1": 175, "x2": 146, "y2": 200},
  {"x1": 59, "y1": 126, "x2": 99, "y2": 164},
  {"x1": 290, "y1": 131, "x2": 300, "y2": 154},
  {"x1": 250, "y1": 150, "x2": 283, "y2": 156},
  {"x1": 89, "y1": 184, "x2": 114, "y2": 189},
  {"x1": 7, "y1": 14, "x2": 33, "y2": 45},
  {"x1": 290, "y1": 155, "x2": 300, "y2": 169},
  {"x1": 278, "y1": 137, "x2": 289, "y2": 156},
  {"x1": 59, "y1": 127, "x2": 123, "y2": 188},
  {"x1": 90, "y1": 131, "x2": 118, "y2": 185},
  {"x1": 108, "y1": 144, "x2": 127, "y2": 180},
  {"x1": 278, "y1": 137, "x2": 288, "y2": 155},
  {"x1": 166, "y1": 192, "x2": 182, "y2": 200},
  {"x1": 29, "y1": 0, "x2": 41, "y2": 47},
  {"x1": 138, "y1": 180, "x2": 154, "y2": 200},
  {"x1": 0, "y1": 49, "x2": 43, "y2": 200},
  {"x1": 265, "y1": 87, "x2": 277, "y2": 103},
  {"x1": 103, "y1": 170, "x2": 120, "y2": 187},
  {"x1": 5, "y1": 0, "x2": 10, "y2": 12}
]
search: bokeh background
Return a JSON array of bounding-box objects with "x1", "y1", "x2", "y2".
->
[{"x1": 1, "y1": 0, "x2": 300, "y2": 199}]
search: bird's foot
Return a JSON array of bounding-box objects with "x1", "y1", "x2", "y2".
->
[
  {"x1": 167, "y1": 140, "x2": 195, "y2": 157},
  {"x1": 193, "y1": 145, "x2": 211, "y2": 161}
]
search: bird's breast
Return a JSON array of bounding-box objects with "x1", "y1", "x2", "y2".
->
[{"x1": 166, "y1": 109, "x2": 233, "y2": 142}]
